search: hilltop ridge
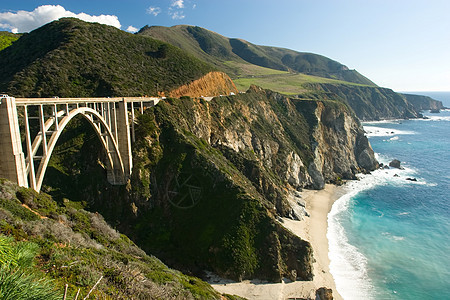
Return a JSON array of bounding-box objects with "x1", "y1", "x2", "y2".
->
[
  {"x1": 138, "y1": 24, "x2": 443, "y2": 121},
  {"x1": 138, "y1": 25, "x2": 376, "y2": 86},
  {"x1": 0, "y1": 18, "x2": 215, "y2": 97}
]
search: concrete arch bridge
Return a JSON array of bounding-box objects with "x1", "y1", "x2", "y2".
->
[{"x1": 0, "y1": 95, "x2": 161, "y2": 192}]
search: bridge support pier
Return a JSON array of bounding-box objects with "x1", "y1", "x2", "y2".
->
[{"x1": 0, "y1": 97, "x2": 28, "y2": 187}]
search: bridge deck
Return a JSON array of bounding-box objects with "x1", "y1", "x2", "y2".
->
[{"x1": 14, "y1": 97, "x2": 163, "y2": 106}]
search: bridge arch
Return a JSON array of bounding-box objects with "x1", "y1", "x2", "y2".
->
[
  {"x1": 0, "y1": 96, "x2": 160, "y2": 192},
  {"x1": 34, "y1": 107, "x2": 125, "y2": 192}
]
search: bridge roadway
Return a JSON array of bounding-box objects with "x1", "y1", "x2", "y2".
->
[{"x1": 0, "y1": 96, "x2": 162, "y2": 192}]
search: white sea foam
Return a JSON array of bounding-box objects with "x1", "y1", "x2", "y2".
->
[
  {"x1": 415, "y1": 115, "x2": 450, "y2": 122},
  {"x1": 363, "y1": 119, "x2": 403, "y2": 125},
  {"x1": 363, "y1": 125, "x2": 416, "y2": 137},
  {"x1": 397, "y1": 212, "x2": 410, "y2": 216}
]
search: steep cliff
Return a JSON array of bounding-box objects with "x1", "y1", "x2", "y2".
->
[
  {"x1": 168, "y1": 71, "x2": 239, "y2": 98},
  {"x1": 402, "y1": 93, "x2": 445, "y2": 111},
  {"x1": 42, "y1": 86, "x2": 377, "y2": 283},
  {"x1": 302, "y1": 83, "x2": 420, "y2": 121},
  {"x1": 129, "y1": 87, "x2": 377, "y2": 281}
]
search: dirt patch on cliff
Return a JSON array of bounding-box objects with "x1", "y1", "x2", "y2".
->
[{"x1": 168, "y1": 71, "x2": 239, "y2": 98}]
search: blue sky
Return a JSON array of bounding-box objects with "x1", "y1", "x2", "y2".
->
[{"x1": 1, "y1": 0, "x2": 449, "y2": 92}]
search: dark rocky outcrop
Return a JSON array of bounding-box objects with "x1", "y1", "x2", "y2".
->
[
  {"x1": 389, "y1": 159, "x2": 401, "y2": 169},
  {"x1": 316, "y1": 287, "x2": 334, "y2": 300}
]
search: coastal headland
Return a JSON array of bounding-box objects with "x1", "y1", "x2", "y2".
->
[{"x1": 210, "y1": 184, "x2": 344, "y2": 299}]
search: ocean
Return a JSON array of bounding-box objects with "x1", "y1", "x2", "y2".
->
[{"x1": 328, "y1": 92, "x2": 450, "y2": 299}]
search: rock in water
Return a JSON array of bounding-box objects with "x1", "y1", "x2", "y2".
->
[
  {"x1": 389, "y1": 159, "x2": 401, "y2": 169},
  {"x1": 406, "y1": 177, "x2": 417, "y2": 182}
]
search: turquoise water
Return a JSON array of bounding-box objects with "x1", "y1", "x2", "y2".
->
[{"x1": 328, "y1": 93, "x2": 450, "y2": 299}]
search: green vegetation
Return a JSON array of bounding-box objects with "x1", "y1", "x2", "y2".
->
[
  {"x1": 37, "y1": 89, "x2": 317, "y2": 283},
  {"x1": 126, "y1": 97, "x2": 314, "y2": 282},
  {"x1": 0, "y1": 178, "x2": 225, "y2": 299},
  {"x1": 139, "y1": 25, "x2": 376, "y2": 86},
  {"x1": 223, "y1": 61, "x2": 290, "y2": 77},
  {"x1": 233, "y1": 72, "x2": 372, "y2": 94},
  {"x1": 0, "y1": 236, "x2": 61, "y2": 300},
  {"x1": 0, "y1": 31, "x2": 20, "y2": 51},
  {"x1": 0, "y1": 18, "x2": 214, "y2": 97},
  {"x1": 137, "y1": 24, "x2": 428, "y2": 121}
]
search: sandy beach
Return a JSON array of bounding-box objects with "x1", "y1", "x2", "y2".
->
[{"x1": 210, "y1": 184, "x2": 344, "y2": 300}]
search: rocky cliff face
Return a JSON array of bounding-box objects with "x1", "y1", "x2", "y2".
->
[
  {"x1": 303, "y1": 83, "x2": 420, "y2": 121},
  {"x1": 297, "y1": 99, "x2": 378, "y2": 189},
  {"x1": 123, "y1": 86, "x2": 378, "y2": 281},
  {"x1": 402, "y1": 93, "x2": 445, "y2": 111},
  {"x1": 41, "y1": 86, "x2": 378, "y2": 284},
  {"x1": 168, "y1": 71, "x2": 239, "y2": 98}
]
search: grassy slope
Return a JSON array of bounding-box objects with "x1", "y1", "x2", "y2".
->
[
  {"x1": 0, "y1": 18, "x2": 214, "y2": 97},
  {"x1": 0, "y1": 179, "x2": 226, "y2": 299},
  {"x1": 0, "y1": 31, "x2": 21, "y2": 51},
  {"x1": 233, "y1": 72, "x2": 373, "y2": 94}
]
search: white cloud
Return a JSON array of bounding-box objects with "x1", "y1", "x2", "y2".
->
[
  {"x1": 0, "y1": 5, "x2": 121, "y2": 33},
  {"x1": 169, "y1": 11, "x2": 185, "y2": 20},
  {"x1": 147, "y1": 6, "x2": 161, "y2": 17},
  {"x1": 168, "y1": 0, "x2": 185, "y2": 19},
  {"x1": 171, "y1": 0, "x2": 184, "y2": 9},
  {"x1": 193, "y1": 4, "x2": 197, "y2": 9},
  {"x1": 126, "y1": 25, "x2": 138, "y2": 33}
]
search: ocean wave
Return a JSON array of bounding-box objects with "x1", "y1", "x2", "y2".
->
[
  {"x1": 362, "y1": 119, "x2": 403, "y2": 125},
  {"x1": 415, "y1": 115, "x2": 450, "y2": 122},
  {"x1": 365, "y1": 154, "x2": 428, "y2": 187},
  {"x1": 363, "y1": 126, "x2": 416, "y2": 137}
]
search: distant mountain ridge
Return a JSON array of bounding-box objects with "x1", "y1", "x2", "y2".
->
[
  {"x1": 138, "y1": 25, "x2": 376, "y2": 86},
  {"x1": 138, "y1": 24, "x2": 445, "y2": 120}
]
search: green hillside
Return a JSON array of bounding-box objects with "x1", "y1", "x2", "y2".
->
[
  {"x1": 0, "y1": 31, "x2": 21, "y2": 51},
  {"x1": 138, "y1": 25, "x2": 376, "y2": 86},
  {"x1": 233, "y1": 72, "x2": 372, "y2": 95},
  {"x1": 0, "y1": 18, "x2": 214, "y2": 97},
  {"x1": 0, "y1": 179, "x2": 224, "y2": 299}
]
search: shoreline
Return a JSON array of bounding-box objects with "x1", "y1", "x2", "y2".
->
[{"x1": 209, "y1": 184, "x2": 345, "y2": 299}]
